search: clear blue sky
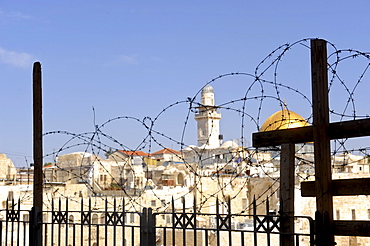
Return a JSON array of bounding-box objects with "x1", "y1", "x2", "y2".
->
[{"x1": 1, "y1": 1, "x2": 370, "y2": 166}]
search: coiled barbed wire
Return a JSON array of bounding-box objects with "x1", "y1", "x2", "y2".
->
[{"x1": 20, "y1": 38, "x2": 370, "y2": 214}]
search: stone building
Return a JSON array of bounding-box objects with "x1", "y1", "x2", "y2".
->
[{"x1": 0, "y1": 153, "x2": 17, "y2": 182}]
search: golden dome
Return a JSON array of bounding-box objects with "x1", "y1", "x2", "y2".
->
[{"x1": 260, "y1": 109, "x2": 309, "y2": 132}]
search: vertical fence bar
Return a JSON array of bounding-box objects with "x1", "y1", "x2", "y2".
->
[
  {"x1": 6, "y1": 199, "x2": 9, "y2": 246},
  {"x1": 122, "y1": 197, "x2": 125, "y2": 246},
  {"x1": 96, "y1": 224, "x2": 99, "y2": 246},
  {"x1": 43, "y1": 223, "x2": 47, "y2": 246},
  {"x1": 5, "y1": 199, "x2": 8, "y2": 246},
  {"x1": 131, "y1": 224, "x2": 134, "y2": 246},
  {"x1": 205, "y1": 230, "x2": 208, "y2": 246},
  {"x1": 24, "y1": 220, "x2": 27, "y2": 246},
  {"x1": 73, "y1": 223, "x2": 76, "y2": 246},
  {"x1": 296, "y1": 234, "x2": 299, "y2": 246},
  {"x1": 51, "y1": 199, "x2": 55, "y2": 246},
  {"x1": 17, "y1": 199, "x2": 20, "y2": 246},
  {"x1": 309, "y1": 217, "x2": 315, "y2": 246},
  {"x1": 171, "y1": 197, "x2": 175, "y2": 246},
  {"x1": 11, "y1": 199, "x2": 14, "y2": 246},
  {"x1": 253, "y1": 197, "x2": 257, "y2": 246},
  {"x1": 182, "y1": 197, "x2": 186, "y2": 246},
  {"x1": 88, "y1": 198, "x2": 91, "y2": 246},
  {"x1": 0, "y1": 220, "x2": 2, "y2": 246},
  {"x1": 80, "y1": 198, "x2": 84, "y2": 246},
  {"x1": 163, "y1": 227, "x2": 167, "y2": 246},
  {"x1": 113, "y1": 198, "x2": 116, "y2": 246},
  {"x1": 0, "y1": 220, "x2": 3, "y2": 246},
  {"x1": 266, "y1": 199, "x2": 270, "y2": 246},
  {"x1": 216, "y1": 197, "x2": 220, "y2": 246},
  {"x1": 227, "y1": 196, "x2": 232, "y2": 246},
  {"x1": 193, "y1": 198, "x2": 197, "y2": 246},
  {"x1": 58, "y1": 198, "x2": 61, "y2": 246},
  {"x1": 65, "y1": 199, "x2": 69, "y2": 246},
  {"x1": 105, "y1": 198, "x2": 108, "y2": 246}
]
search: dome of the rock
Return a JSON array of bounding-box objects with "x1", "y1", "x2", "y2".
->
[{"x1": 260, "y1": 109, "x2": 309, "y2": 132}]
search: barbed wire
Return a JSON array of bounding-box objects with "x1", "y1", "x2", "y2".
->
[{"x1": 13, "y1": 38, "x2": 370, "y2": 214}]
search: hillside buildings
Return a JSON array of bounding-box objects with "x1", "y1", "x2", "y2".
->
[{"x1": 1, "y1": 84, "x2": 370, "y2": 245}]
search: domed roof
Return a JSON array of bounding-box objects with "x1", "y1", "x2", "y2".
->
[
  {"x1": 221, "y1": 140, "x2": 239, "y2": 148},
  {"x1": 202, "y1": 84, "x2": 214, "y2": 93},
  {"x1": 260, "y1": 109, "x2": 309, "y2": 132},
  {"x1": 184, "y1": 145, "x2": 197, "y2": 151}
]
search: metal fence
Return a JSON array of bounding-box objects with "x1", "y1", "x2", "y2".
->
[{"x1": 0, "y1": 198, "x2": 314, "y2": 246}]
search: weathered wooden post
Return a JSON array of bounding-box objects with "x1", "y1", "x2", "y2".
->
[
  {"x1": 31, "y1": 61, "x2": 43, "y2": 246},
  {"x1": 280, "y1": 143, "x2": 295, "y2": 246},
  {"x1": 253, "y1": 38, "x2": 370, "y2": 245},
  {"x1": 310, "y1": 39, "x2": 334, "y2": 245}
]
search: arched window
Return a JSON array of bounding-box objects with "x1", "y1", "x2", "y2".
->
[
  {"x1": 92, "y1": 214, "x2": 99, "y2": 224},
  {"x1": 177, "y1": 173, "x2": 184, "y2": 186},
  {"x1": 101, "y1": 214, "x2": 106, "y2": 224},
  {"x1": 68, "y1": 215, "x2": 74, "y2": 228}
]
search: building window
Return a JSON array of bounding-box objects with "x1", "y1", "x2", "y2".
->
[
  {"x1": 23, "y1": 214, "x2": 29, "y2": 222},
  {"x1": 69, "y1": 215, "x2": 74, "y2": 227},
  {"x1": 336, "y1": 209, "x2": 340, "y2": 220},
  {"x1": 166, "y1": 215, "x2": 171, "y2": 224},
  {"x1": 351, "y1": 209, "x2": 356, "y2": 220},
  {"x1": 242, "y1": 198, "x2": 248, "y2": 211},
  {"x1": 8, "y1": 191, "x2": 14, "y2": 200},
  {"x1": 100, "y1": 175, "x2": 107, "y2": 182},
  {"x1": 92, "y1": 214, "x2": 99, "y2": 224},
  {"x1": 130, "y1": 213, "x2": 135, "y2": 223},
  {"x1": 151, "y1": 200, "x2": 156, "y2": 207}
]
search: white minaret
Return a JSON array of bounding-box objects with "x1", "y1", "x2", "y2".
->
[{"x1": 195, "y1": 85, "x2": 222, "y2": 148}]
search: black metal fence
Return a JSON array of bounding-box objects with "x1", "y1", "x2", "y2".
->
[{"x1": 0, "y1": 198, "x2": 314, "y2": 246}]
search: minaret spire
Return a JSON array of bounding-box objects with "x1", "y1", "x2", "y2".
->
[{"x1": 194, "y1": 85, "x2": 222, "y2": 148}]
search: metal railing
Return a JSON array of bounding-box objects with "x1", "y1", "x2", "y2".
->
[{"x1": 0, "y1": 197, "x2": 314, "y2": 246}]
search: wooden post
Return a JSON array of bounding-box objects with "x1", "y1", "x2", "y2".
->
[
  {"x1": 253, "y1": 39, "x2": 370, "y2": 241},
  {"x1": 311, "y1": 39, "x2": 334, "y2": 245},
  {"x1": 32, "y1": 61, "x2": 43, "y2": 246},
  {"x1": 280, "y1": 143, "x2": 295, "y2": 246}
]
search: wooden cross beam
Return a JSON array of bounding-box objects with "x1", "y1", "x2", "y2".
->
[
  {"x1": 253, "y1": 118, "x2": 370, "y2": 147},
  {"x1": 253, "y1": 119, "x2": 370, "y2": 197},
  {"x1": 252, "y1": 39, "x2": 370, "y2": 245}
]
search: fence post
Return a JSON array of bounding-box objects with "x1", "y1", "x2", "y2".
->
[
  {"x1": 140, "y1": 208, "x2": 148, "y2": 246},
  {"x1": 140, "y1": 207, "x2": 156, "y2": 246},
  {"x1": 29, "y1": 206, "x2": 42, "y2": 246},
  {"x1": 0, "y1": 220, "x2": 2, "y2": 245},
  {"x1": 148, "y1": 208, "x2": 156, "y2": 246}
]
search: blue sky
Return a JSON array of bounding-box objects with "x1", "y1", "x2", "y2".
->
[{"x1": 1, "y1": 1, "x2": 370, "y2": 166}]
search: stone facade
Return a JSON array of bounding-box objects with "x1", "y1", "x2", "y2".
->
[{"x1": 0, "y1": 153, "x2": 17, "y2": 181}]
